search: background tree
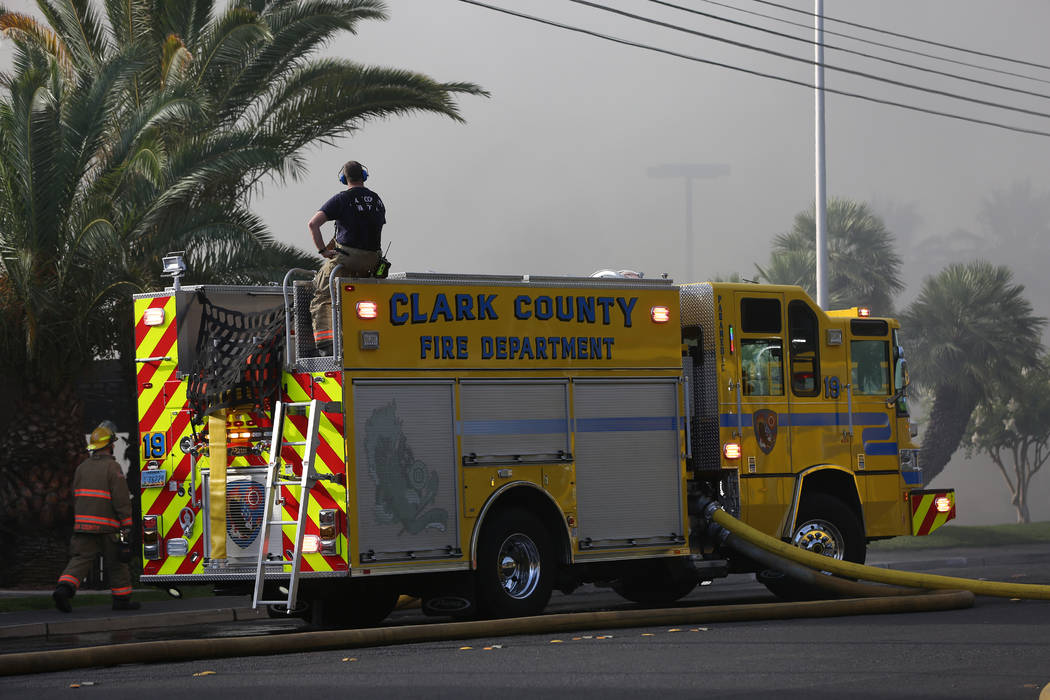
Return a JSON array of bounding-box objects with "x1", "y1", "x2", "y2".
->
[
  {"x1": 0, "y1": 0, "x2": 486, "y2": 584},
  {"x1": 964, "y1": 356, "x2": 1050, "y2": 523},
  {"x1": 903, "y1": 261, "x2": 1044, "y2": 486},
  {"x1": 756, "y1": 198, "x2": 903, "y2": 314}
]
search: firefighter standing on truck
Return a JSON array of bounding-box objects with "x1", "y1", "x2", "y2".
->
[
  {"x1": 53, "y1": 421, "x2": 140, "y2": 612},
  {"x1": 307, "y1": 159, "x2": 387, "y2": 355}
]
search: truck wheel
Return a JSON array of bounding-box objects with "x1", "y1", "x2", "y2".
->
[
  {"x1": 309, "y1": 581, "x2": 399, "y2": 629},
  {"x1": 612, "y1": 559, "x2": 698, "y2": 606},
  {"x1": 759, "y1": 493, "x2": 865, "y2": 601},
  {"x1": 476, "y1": 508, "x2": 556, "y2": 618}
]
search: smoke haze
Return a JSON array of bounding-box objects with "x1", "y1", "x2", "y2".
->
[{"x1": 4, "y1": 0, "x2": 1048, "y2": 523}]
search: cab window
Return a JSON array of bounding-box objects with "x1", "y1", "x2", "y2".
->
[
  {"x1": 742, "y1": 339, "x2": 784, "y2": 396},
  {"x1": 741, "y1": 298, "x2": 781, "y2": 333},
  {"x1": 788, "y1": 300, "x2": 820, "y2": 396},
  {"x1": 851, "y1": 340, "x2": 890, "y2": 395}
]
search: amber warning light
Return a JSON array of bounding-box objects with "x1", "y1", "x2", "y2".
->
[
  {"x1": 935, "y1": 495, "x2": 953, "y2": 513},
  {"x1": 723, "y1": 442, "x2": 741, "y2": 460},
  {"x1": 356, "y1": 301, "x2": 378, "y2": 319},
  {"x1": 650, "y1": 306, "x2": 671, "y2": 323}
]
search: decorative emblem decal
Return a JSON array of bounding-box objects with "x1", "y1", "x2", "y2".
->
[
  {"x1": 364, "y1": 400, "x2": 449, "y2": 535},
  {"x1": 227, "y1": 480, "x2": 264, "y2": 548},
  {"x1": 753, "y1": 409, "x2": 778, "y2": 454}
]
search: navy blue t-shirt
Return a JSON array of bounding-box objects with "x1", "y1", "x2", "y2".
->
[{"x1": 320, "y1": 186, "x2": 386, "y2": 251}]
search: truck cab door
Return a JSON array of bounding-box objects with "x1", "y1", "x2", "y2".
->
[
  {"x1": 847, "y1": 320, "x2": 903, "y2": 535},
  {"x1": 787, "y1": 299, "x2": 853, "y2": 475},
  {"x1": 730, "y1": 292, "x2": 792, "y2": 533}
]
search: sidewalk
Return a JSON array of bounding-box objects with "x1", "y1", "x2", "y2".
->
[{"x1": 2, "y1": 543, "x2": 1048, "y2": 641}]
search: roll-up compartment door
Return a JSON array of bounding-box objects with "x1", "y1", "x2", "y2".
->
[
  {"x1": 574, "y1": 380, "x2": 683, "y2": 548},
  {"x1": 460, "y1": 381, "x2": 570, "y2": 464},
  {"x1": 352, "y1": 381, "x2": 458, "y2": 563}
]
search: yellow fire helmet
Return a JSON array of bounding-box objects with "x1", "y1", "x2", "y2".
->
[{"x1": 87, "y1": 420, "x2": 118, "y2": 451}]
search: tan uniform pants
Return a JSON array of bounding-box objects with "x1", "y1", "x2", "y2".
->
[
  {"x1": 57, "y1": 532, "x2": 132, "y2": 598},
  {"x1": 310, "y1": 247, "x2": 380, "y2": 348}
]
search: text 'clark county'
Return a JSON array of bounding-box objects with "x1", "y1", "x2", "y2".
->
[{"x1": 389, "y1": 293, "x2": 638, "y2": 327}]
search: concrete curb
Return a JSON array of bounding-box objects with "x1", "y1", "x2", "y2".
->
[{"x1": 0, "y1": 607, "x2": 267, "y2": 640}]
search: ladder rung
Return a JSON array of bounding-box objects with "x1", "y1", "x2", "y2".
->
[
  {"x1": 260, "y1": 559, "x2": 294, "y2": 566},
  {"x1": 256, "y1": 599, "x2": 293, "y2": 606},
  {"x1": 284, "y1": 401, "x2": 313, "y2": 407},
  {"x1": 282, "y1": 441, "x2": 307, "y2": 446},
  {"x1": 267, "y1": 519, "x2": 298, "y2": 526},
  {"x1": 274, "y1": 480, "x2": 302, "y2": 486}
]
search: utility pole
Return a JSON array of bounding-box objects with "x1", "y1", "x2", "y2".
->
[
  {"x1": 647, "y1": 163, "x2": 730, "y2": 282},
  {"x1": 814, "y1": 0, "x2": 829, "y2": 308}
]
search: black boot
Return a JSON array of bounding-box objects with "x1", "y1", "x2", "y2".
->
[
  {"x1": 52, "y1": 584, "x2": 74, "y2": 613},
  {"x1": 112, "y1": 596, "x2": 141, "y2": 611}
]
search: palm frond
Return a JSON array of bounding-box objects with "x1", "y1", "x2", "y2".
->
[
  {"x1": 0, "y1": 10, "x2": 74, "y2": 74},
  {"x1": 36, "y1": 0, "x2": 108, "y2": 69}
]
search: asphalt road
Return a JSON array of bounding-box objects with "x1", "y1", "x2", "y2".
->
[{"x1": 2, "y1": 550, "x2": 1049, "y2": 699}]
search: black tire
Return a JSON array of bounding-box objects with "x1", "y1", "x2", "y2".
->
[
  {"x1": 612, "y1": 559, "x2": 698, "y2": 606},
  {"x1": 758, "y1": 493, "x2": 865, "y2": 601},
  {"x1": 475, "y1": 507, "x2": 556, "y2": 619},
  {"x1": 309, "y1": 580, "x2": 399, "y2": 628}
]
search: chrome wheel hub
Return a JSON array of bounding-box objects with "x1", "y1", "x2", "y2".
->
[
  {"x1": 791, "y1": 520, "x2": 846, "y2": 559},
  {"x1": 497, "y1": 533, "x2": 541, "y2": 599}
]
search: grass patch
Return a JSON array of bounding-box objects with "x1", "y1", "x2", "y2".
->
[{"x1": 869, "y1": 521, "x2": 1050, "y2": 550}]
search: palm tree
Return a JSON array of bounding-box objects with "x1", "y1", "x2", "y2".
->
[
  {"x1": 903, "y1": 261, "x2": 1044, "y2": 485},
  {"x1": 0, "y1": 0, "x2": 486, "y2": 583},
  {"x1": 756, "y1": 198, "x2": 904, "y2": 314}
]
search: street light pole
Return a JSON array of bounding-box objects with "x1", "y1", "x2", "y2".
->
[
  {"x1": 814, "y1": 0, "x2": 829, "y2": 308},
  {"x1": 647, "y1": 163, "x2": 730, "y2": 282}
]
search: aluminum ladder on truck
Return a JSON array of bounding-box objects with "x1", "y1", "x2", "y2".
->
[{"x1": 252, "y1": 399, "x2": 322, "y2": 612}]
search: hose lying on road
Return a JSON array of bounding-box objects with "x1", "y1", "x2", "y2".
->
[
  {"x1": 0, "y1": 589, "x2": 973, "y2": 677},
  {"x1": 701, "y1": 499, "x2": 1050, "y2": 601},
  {"x1": 710, "y1": 522, "x2": 924, "y2": 598}
]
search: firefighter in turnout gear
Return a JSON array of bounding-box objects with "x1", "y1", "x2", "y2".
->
[
  {"x1": 53, "y1": 421, "x2": 140, "y2": 613},
  {"x1": 308, "y1": 160, "x2": 387, "y2": 354}
]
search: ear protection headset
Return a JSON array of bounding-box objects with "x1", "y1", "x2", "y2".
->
[{"x1": 338, "y1": 163, "x2": 368, "y2": 185}]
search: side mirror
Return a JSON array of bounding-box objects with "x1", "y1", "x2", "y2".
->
[{"x1": 888, "y1": 359, "x2": 910, "y2": 408}]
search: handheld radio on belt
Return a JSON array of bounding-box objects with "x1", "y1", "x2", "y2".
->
[{"x1": 375, "y1": 242, "x2": 392, "y2": 279}]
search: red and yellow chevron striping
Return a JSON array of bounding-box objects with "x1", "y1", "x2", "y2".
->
[
  {"x1": 137, "y1": 291, "x2": 350, "y2": 580},
  {"x1": 910, "y1": 490, "x2": 956, "y2": 536},
  {"x1": 134, "y1": 295, "x2": 195, "y2": 577}
]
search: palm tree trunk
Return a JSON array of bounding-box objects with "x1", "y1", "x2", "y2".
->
[{"x1": 919, "y1": 383, "x2": 979, "y2": 485}]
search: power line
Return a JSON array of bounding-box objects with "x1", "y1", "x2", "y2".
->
[
  {"x1": 749, "y1": 0, "x2": 1050, "y2": 72},
  {"x1": 692, "y1": 0, "x2": 1050, "y2": 86},
  {"x1": 453, "y1": 0, "x2": 1050, "y2": 138},
  {"x1": 646, "y1": 0, "x2": 1050, "y2": 101},
  {"x1": 568, "y1": 0, "x2": 1050, "y2": 122}
]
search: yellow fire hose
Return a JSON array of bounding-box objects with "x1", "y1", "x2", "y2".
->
[
  {"x1": 0, "y1": 590, "x2": 973, "y2": 676},
  {"x1": 703, "y1": 500, "x2": 1050, "y2": 600}
]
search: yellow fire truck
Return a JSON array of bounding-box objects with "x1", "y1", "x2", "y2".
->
[{"x1": 133, "y1": 264, "x2": 955, "y2": 625}]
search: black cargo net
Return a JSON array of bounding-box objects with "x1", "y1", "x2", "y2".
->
[{"x1": 187, "y1": 295, "x2": 285, "y2": 419}]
